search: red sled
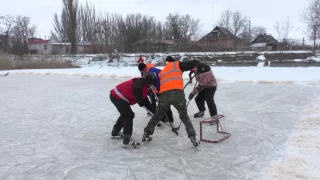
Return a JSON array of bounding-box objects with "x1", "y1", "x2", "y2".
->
[{"x1": 199, "y1": 114, "x2": 231, "y2": 143}]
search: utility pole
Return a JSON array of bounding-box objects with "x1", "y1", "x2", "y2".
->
[
  {"x1": 212, "y1": 5, "x2": 214, "y2": 29},
  {"x1": 248, "y1": 17, "x2": 251, "y2": 49}
]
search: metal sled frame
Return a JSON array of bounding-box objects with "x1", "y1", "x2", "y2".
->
[{"x1": 199, "y1": 115, "x2": 231, "y2": 143}]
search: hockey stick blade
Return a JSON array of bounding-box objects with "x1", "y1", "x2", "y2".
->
[{"x1": 4, "y1": 72, "x2": 9, "y2": 76}]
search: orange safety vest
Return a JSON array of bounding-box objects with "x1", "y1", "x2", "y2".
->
[
  {"x1": 146, "y1": 63, "x2": 154, "y2": 71},
  {"x1": 159, "y1": 61, "x2": 183, "y2": 94}
]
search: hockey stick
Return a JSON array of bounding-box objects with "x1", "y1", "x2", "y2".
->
[
  {"x1": 184, "y1": 74, "x2": 195, "y2": 89},
  {"x1": 148, "y1": 85, "x2": 179, "y2": 135},
  {"x1": 143, "y1": 106, "x2": 179, "y2": 136},
  {"x1": 3, "y1": 72, "x2": 9, "y2": 76},
  {"x1": 174, "y1": 80, "x2": 198, "y2": 131}
]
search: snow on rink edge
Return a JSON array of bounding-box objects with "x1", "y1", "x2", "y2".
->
[
  {"x1": 5, "y1": 66, "x2": 320, "y2": 85},
  {"x1": 265, "y1": 96, "x2": 320, "y2": 180}
]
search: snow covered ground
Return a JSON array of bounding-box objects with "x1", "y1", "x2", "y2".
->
[{"x1": 1, "y1": 66, "x2": 320, "y2": 180}]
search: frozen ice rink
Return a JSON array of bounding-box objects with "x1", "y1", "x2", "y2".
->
[{"x1": 1, "y1": 74, "x2": 320, "y2": 180}]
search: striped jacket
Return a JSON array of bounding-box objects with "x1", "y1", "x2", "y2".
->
[{"x1": 192, "y1": 66, "x2": 217, "y2": 95}]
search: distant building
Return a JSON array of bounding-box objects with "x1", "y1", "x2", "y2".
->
[
  {"x1": 28, "y1": 38, "x2": 52, "y2": 55},
  {"x1": 52, "y1": 41, "x2": 105, "y2": 54},
  {"x1": 197, "y1": 26, "x2": 245, "y2": 51},
  {"x1": 251, "y1": 33, "x2": 279, "y2": 51},
  {"x1": 131, "y1": 39, "x2": 176, "y2": 53},
  {"x1": 52, "y1": 42, "x2": 71, "y2": 54}
]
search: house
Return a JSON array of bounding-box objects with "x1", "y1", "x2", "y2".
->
[
  {"x1": 52, "y1": 41, "x2": 106, "y2": 54},
  {"x1": 131, "y1": 39, "x2": 176, "y2": 53},
  {"x1": 77, "y1": 41, "x2": 105, "y2": 54},
  {"x1": 251, "y1": 33, "x2": 279, "y2": 51},
  {"x1": 28, "y1": 38, "x2": 52, "y2": 55},
  {"x1": 197, "y1": 26, "x2": 245, "y2": 51},
  {"x1": 52, "y1": 42, "x2": 71, "y2": 54}
]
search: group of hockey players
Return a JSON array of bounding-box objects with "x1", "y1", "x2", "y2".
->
[{"x1": 109, "y1": 55, "x2": 218, "y2": 149}]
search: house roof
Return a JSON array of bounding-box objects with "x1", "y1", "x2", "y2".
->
[
  {"x1": 252, "y1": 34, "x2": 278, "y2": 44},
  {"x1": 52, "y1": 42, "x2": 71, "y2": 46},
  {"x1": 28, "y1": 39, "x2": 50, "y2": 44},
  {"x1": 199, "y1": 26, "x2": 241, "y2": 42}
]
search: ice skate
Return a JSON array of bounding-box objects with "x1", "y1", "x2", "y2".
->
[
  {"x1": 111, "y1": 127, "x2": 124, "y2": 139},
  {"x1": 190, "y1": 136, "x2": 201, "y2": 150},
  {"x1": 194, "y1": 111, "x2": 205, "y2": 118},
  {"x1": 111, "y1": 131, "x2": 124, "y2": 139},
  {"x1": 209, "y1": 115, "x2": 218, "y2": 125},
  {"x1": 142, "y1": 132, "x2": 153, "y2": 142},
  {"x1": 156, "y1": 122, "x2": 164, "y2": 128},
  {"x1": 122, "y1": 136, "x2": 140, "y2": 148}
]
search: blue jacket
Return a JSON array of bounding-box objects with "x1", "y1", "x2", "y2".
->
[{"x1": 148, "y1": 67, "x2": 161, "y2": 91}]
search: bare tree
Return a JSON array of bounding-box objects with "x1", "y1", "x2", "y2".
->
[
  {"x1": 79, "y1": 1, "x2": 96, "y2": 41},
  {"x1": 239, "y1": 25, "x2": 267, "y2": 43},
  {"x1": 232, "y1": 11, "x2": 247, "y2": 36},
  {"x1": 301, "y1": 0, "x2": 320, "y2": 54},
  {"x1": 166, "y1": 13, "x2": 200, "y2": 41},
  {"x1": 218, "y1": 10, "x2": 247, "y2": 36},
  {"x1": 63, "y1": 0, "x2": 78, "y2": 54},
  {"x1": 51, "y1": 0, "x2": 202, "y2": 53},
  {"x1": 0, "y1": 15, "x2": 14, "y2": 53},
  {"x1": 52, "y1": 10, "x2": 69, "y2": 42},
  {"x1": 274, "y1": 17, "x2": 293, "y2": 39},
  {"x1": 10, "y1": 16, "x2": 37, "y2": 55},
  {"x1": 218, "y1": 10, "x2": 232, "y2": 30}
]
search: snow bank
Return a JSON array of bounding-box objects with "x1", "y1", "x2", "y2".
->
[
  {"x1": 257, "y1": 55, "x2": 266, "y2": 61},
  {"x1": 7, "y1": 66, "x2": 320, "y2": 84},
  {"x1": 265, "y1": 96, "x2": 320, "y2": 180},
  {"x1": 307, "y1": 56, "x2": 320, "y2": 62}
]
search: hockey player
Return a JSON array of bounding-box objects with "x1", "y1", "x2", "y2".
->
[
  {"x1": 137, "y1": 61, "x2": 155, "y2": 117},
  {"x1": 188, "y1": 63, "x2": 218, "y2": 118},
  {"x1": 138, "y1": 63, "x2": 174, "y2": 125},
  {"x1": 142, "y1": 56, "x2": 203, "y2": 148},
  {"x1": 137, "y1": 56, "x2": 145, "y2": 65},
  {"x1": 110, "y1": 72, "x2": 156, "y2": 148}
]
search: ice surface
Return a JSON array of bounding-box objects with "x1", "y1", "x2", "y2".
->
[{"x1": 1, "y1": 74, "x2": 320, "y2": 180}]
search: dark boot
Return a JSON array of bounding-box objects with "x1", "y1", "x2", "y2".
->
[
  {"x1": 111, "y1": 126, "x2": 123, "y2": 138},
  {"x1": 123, "y1": 135, "x2": 140, "y2": 148},
  {"x1": 190, "y1": 136, "x2": 200, "y2": 147},
  {"x1": 194, "y1": 111, "x2": 205, "y2": 118},
  {"x1": 142, "y1": 132, "x2": 153, "y2": 142}
]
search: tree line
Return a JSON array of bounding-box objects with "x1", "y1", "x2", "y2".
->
[
  {"x1": 51, "y1": 0, "x2": 201, "y2": 54},
  {"x1": 1, "y1": 0, "x2": 319, "y2": 54}
]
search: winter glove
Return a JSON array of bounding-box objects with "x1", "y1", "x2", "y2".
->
[{"x1": 188, "y1": 92, "x2": 195, "y2": 100}]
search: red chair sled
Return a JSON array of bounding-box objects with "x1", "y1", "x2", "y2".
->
[{"x1": 200, "y1": 114, "x2": 231, "y2": 143}]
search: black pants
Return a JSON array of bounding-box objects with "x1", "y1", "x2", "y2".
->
[
  {"x1": 195, "y1": 87, "x2": 217, "y2": 117},
  {"x1": 110, "y1": 94, "x2": 135, "y2": 136}
]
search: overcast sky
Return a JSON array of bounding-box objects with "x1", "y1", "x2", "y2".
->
[{"x1": 0, "y1": 0, "x2": 310, "y2": 41}]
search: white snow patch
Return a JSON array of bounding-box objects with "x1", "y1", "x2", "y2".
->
[
  {"x1": 307, "y1": 56, "x2": 320, "y2": 62},
  {"x1": 7, "y1": 66, "x2": 320, "y2": 84},
  {"x1": 257, "y1": 55, "x2": 266, "y2": 61},
  {"x1": 257, "y1": 61, "x2": 265, "y2": 67},
  {"x1": 265, "y1": 96, "x2": 320, "y2": 180}
]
